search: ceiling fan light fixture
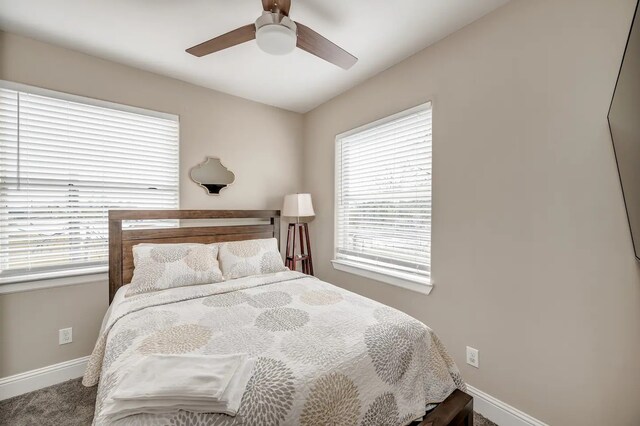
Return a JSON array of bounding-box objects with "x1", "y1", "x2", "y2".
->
[
  {"x1": 256, "y1": 24, "x2": 297, "y2": 55},
  {"x1": 254, "y1": 13, "x2": 297, "y2": 56}
]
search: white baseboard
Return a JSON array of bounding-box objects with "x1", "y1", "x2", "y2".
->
[
  {"x1": 467, "y1": 384, "x2": 548, "y2": 426},
  {"x1": 0, "y1": 356, "x2": 89, "y2": 401}
]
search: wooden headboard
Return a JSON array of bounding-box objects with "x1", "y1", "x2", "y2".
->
[{"x1": 108, "y1": 210, "x2": 281, "y2": 302}]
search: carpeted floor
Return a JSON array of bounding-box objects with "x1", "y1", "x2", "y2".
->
[{"x1": 0, "y1": 378, "x2": 497, "y2": 425}]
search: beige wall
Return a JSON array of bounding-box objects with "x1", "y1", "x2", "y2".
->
[
  {"x1": 0, "y1": 31, "x2": 304, "y2": 377},
  {"x1": 302, "y1": 0, "x2": 640, "y2": 425}
]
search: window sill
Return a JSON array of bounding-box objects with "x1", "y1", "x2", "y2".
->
[
  {"x1": 331, "y1": 260, "x2": 433, "y2": 295},
  {"x1": 0, "y1": 272, "x2": 108, "y2": 295}
]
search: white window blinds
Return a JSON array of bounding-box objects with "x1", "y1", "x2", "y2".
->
[
  {"x1": 0, "y1": 83, "x2": 179, "y2": 283},
  {"x1": 335, "y1": 103, "x2": 432, "y2": 286}
]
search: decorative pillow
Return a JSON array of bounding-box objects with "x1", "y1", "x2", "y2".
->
[
  {"x1": 218, "y1": 238, "x2": 287, "y2": 280},
  {"x1": 126, "y1": 243, "x2": 223, "y2": 297}
]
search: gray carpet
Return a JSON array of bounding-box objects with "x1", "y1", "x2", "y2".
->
[{"x1": 0, "y1": 378, "x2": 497, "y2": 425}]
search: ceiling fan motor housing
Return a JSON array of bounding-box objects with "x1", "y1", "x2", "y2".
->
[{"x1": 255, "y1": 12, "x2": 298, "y2": 55}]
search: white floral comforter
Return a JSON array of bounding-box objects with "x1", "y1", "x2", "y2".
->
[{"x1": 84, "y1": 271, "x2": 465, "y2": 425}]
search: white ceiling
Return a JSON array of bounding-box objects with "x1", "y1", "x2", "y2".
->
[{"x1": 0, "y1": 0, "x2": 509, "y2": 113}]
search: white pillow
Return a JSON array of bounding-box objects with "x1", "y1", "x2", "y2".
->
[
  {"x1": 126, "y1": 243, "x2": 223, "y2": 297},
  {"x1": 218, "y1": 238, "x2": 287, "y2": 280}
]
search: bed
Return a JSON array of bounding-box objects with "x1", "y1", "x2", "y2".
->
[{"x1": 84, "y1": 209, "x2": 473, "y2": 425}]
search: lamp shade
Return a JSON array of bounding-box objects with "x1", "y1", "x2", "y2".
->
[{"x1": 282, "y1": 193, "x2": 315, "y2": 218}]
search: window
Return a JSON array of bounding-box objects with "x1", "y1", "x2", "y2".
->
[
  {"x1": 333, "y1": 103, "x2": 432, "y2": 294},
  {"x1": 0, "y1": 82, "x2": 179, "y2": 284}
]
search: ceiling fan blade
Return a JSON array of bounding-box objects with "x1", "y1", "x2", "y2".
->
[
  {"x1": 262, "y1": 0, "x2": 291, "y2": 16},
  {"x1": 186, "y1": 24, "x2": 256, "y2": 57},
  {"x1": 295, "y1": 22, "x2": 358, "y2": 70}
]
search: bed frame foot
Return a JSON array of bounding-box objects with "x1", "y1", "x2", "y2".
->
[{"x1": 417, "y1": 389, "x2": 474, "y2": 426}]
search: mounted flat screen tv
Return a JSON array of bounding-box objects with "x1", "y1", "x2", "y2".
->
[{"x1": 609, "y1": 1, "x2": 640, "y2": 260}]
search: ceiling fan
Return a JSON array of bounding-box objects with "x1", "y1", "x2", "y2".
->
[{"x1": 186, "y1": 0, "x2": 358, "y2": 70}]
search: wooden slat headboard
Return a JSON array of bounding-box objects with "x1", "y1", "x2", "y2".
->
[{"x1": 108, "y1": 210, "x2": 281, "y2": 303}]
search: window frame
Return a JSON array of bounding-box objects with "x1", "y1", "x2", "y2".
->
[
  {"x1": 0, "y1": 80, "x2": 180, "y2": 287},
  {"x1": 332, "y1": 102, "x2": 433, "y2": 295}
]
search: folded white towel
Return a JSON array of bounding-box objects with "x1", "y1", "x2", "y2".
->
[
  {"x1": 113, "y1": 354, "x2": 243, "y2": 400},
  {"x1": 216, "y1": 355, "x2": 255, "y2": 414},
  {"x1": 102, "y1": 354, "x2": 255, "y2": 421}
]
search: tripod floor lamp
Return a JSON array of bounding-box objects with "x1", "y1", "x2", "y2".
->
[{"x1": 282, "y1": 193, "x2": 314, "y2": 275}]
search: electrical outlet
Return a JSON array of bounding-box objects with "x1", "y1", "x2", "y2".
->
[
  {"x1": 466, "y1": 346, "x2": 479, "y2": 368},
  {"x1": 59, "y1": 328, "x2": 73, "y2": 345}
]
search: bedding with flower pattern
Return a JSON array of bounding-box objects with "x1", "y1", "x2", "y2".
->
[
  {"x1": 218, "y1": 238, "x2": 287, "y2": 280},
  {"x1": 84, "y1": 271, "x2": 465, "y2": 425},
  {"x1": 126, "y1": 243, "x2": 223, "y2": 297}
]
